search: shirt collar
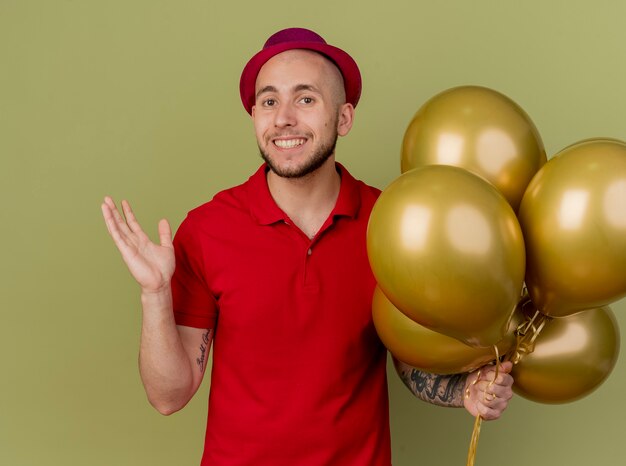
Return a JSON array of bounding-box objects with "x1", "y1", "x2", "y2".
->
[
  {"x1": 331, "y1": 162, "x2": 361, "y2": 219},
  {"x1": 247, "y1": 162, "x2": 362, "y2": 225}
]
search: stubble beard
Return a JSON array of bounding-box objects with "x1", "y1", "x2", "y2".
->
[{"x1": 259, "y1": 134, "x2": 338, "y2": 179}]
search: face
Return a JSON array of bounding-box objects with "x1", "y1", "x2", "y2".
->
[{"x1": 252, "y1": 50, "x2": 354, "y2": 179}]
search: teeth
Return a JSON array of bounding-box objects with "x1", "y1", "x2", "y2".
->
[{"x1": 274, "y1": 138, "x2": 305, "y2": 149}]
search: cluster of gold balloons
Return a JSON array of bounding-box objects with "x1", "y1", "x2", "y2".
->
[{"x1": 368, "y1": 85, "x2": 625, "y2": 403}]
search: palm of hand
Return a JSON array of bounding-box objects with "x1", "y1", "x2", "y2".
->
[
  {"x1": 102, "y1": 197, "x2": 175, "y2": 293},
  {"x1": 124, "y1": 229, "x2": 175, "y2": 292}
]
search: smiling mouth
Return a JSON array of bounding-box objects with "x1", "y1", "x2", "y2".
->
[{"x1": 273, "y1": 138, "x2": 307, "y2": 149}]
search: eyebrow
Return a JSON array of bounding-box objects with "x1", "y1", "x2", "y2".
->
[
  {"x1": 256, "y1": 85, "x2": 278, "y2": 100},
  {"x1": 255, "y1": 84, "x2": 321, "y2": 100},
  {"x1": 294, "y1": 84, "x2": 318, "y2": 93}
]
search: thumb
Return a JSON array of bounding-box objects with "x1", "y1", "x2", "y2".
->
[
  {"x1": 499, "y1": 361, "x2": 513, "y2": 373},
  {"x1": 158, "y1": 219, "x2": 173, "y2": 248}
]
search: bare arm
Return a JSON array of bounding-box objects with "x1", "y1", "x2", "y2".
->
[
  {"x1": 393, "y1": 358, "x2": 467, "y2": 407},
  {"x1": 101, "y1": 197, "x2": 212, "y2": 414},
  {"x1": 393, "y1": 358, "x2": 514, "y2": 420},
  {"x1": 138, "y1": 289, "x2": 213, "y2": 414}
]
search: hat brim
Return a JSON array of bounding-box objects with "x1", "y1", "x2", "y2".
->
[{"x1": 239, "y1": 41, "x2": 362, "y2": 115}]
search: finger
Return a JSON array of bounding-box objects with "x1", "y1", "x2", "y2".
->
[
  {"x1": 477, "y1": 402, "x2": 497, "y2": 420},
  {"x1": 477, "y1": 403, "x2": 504, "y2": 421},
  {"x1": 483, "y1": 375, "x2": 514, "y2": 392},
  {"x1": 101, "y1": 198, "x2": 144, "y2": 258},
  {"x1": 101, "y1": 200, "x2": 127, "y2": 242},
  {"x1": 484, "y1": 387, "x2": 512, "y2": 404},
  {"x1": 472, "y1": 386, "x2": 510, "y2": 409},
  {"x1": 475, "y1": 379, "x2": 513, "y2": 398},
  {"x1": 101, "y1": 202, "x2": 114, "y2": 236},
  {"x1": 482, "y1": 367, "x2": 514, "y2": 386},
  {"x1": 499, "y1": 361, "x2": 513, "y2": 373},
  {"x1": 492, "y1": 372, "x2": 514, "y2": 388},
  {"x1": 121, "y1": 200, "x2": 146, "y2": 236},
  {"x1": 488, "y1": 392, "x2": 512, "y2": 407},
  {"x1": 158, "y1": 219, "x2": 173, "y2": 248},
  {"x1": 104, "y1": 197, "x2": 133, "y2": 237},
  {"x1": 102, "y1": 202, "x2": 137, "y2": 255},
  {"x1": 478, "y1": 394, "x2": 511, "y2": 419}
]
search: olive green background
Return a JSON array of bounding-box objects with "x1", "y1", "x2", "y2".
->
[{"x1": 2, "y1": 1, "x2": 625, "y2": 465}]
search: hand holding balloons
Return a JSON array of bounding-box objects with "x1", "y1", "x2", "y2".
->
[
  {"x1": 464, "y1": 361, "x2": 514, "y2": 420},
  {"x1": 374, "y1": 86, "x2": 625, "y2": 414}
]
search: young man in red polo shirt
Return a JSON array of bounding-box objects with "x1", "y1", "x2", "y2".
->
[{"x1": 102, "y1": 28, "x2": 513, "y2": 465}]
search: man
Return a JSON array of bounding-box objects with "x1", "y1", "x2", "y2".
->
[{"x1": 102, "y1": 28, "x2": 513, "y2": 465}]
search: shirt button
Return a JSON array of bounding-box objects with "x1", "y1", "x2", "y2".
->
[{"x1": 307, "y1": 248, "x2": 312, "y2": 256}]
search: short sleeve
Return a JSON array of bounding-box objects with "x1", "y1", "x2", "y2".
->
[{"x1": 171, "y1": 214, "x2": 218, "y2": 329}]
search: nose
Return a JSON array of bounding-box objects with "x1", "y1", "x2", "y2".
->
[{"x1": 274, "y1": 101, "x2": 297, "y2": 128}]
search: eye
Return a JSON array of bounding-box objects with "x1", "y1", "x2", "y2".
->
[
  {"x1": 263, "y1": 98, "x2": 276, "y2": 107},
  {"x1": 299, "y1": 96, "x2": 314, "y2": 104}
]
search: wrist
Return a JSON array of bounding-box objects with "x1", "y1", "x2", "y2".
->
[{"x1": 140, "y1": 285, "x2": 172, "y2": 304}]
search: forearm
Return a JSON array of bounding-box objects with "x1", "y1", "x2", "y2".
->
[
  {"x1": 138, "y1": 288, "x2": 195, "y2": 414},
  {"x1": 393, "y1": 358, "x2": 467, "y2": 407}
]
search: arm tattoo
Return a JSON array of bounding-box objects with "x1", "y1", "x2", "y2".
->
[
  {"x1": 195, "y1": 330, "x2": 212, "y2": 374},
  {"x1": 395, "y1": 360, "x2": 467, "y2": 407}
]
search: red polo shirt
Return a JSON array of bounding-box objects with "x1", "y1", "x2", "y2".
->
[{"x1": 171, "y1": 163, "x2": 390, "y2": 466}]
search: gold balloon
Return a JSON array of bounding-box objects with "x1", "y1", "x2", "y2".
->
[
  {"x1": 367, "y1": 165, "x2": 526, "y2": 347},
  {"x1": 401, "y1": 85, "x2": 547, "y2": 211},
  {"x1": 511, "y1": 305, "x2": 620, "y2": 404},
  {"x1": 519, "y1": 138, "x2": 626, "y2": 317},
  {"x1": 372, "y1": 286, "x2": 520, "y2": 374}
]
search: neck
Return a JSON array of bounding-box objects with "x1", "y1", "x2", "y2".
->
[{"x1": 267, "y1": 157, "x2": 341, "y2": 239}]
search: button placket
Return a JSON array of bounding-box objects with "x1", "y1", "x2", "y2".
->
[{"x1": 303, "y1": 236, "x2": 319, "y2": 288}]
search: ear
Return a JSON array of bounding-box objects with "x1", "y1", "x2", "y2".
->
[
  {"x1": 336, "y1": 103, "x2": 355, "y2": 137},
  {"x1": 251, "y1": 105, "x2": 256, "y2": 119}
]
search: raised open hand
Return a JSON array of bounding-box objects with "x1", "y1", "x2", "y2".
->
[{"x1": 101, "y1": 197, "x2": 175, "y2": 293}]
